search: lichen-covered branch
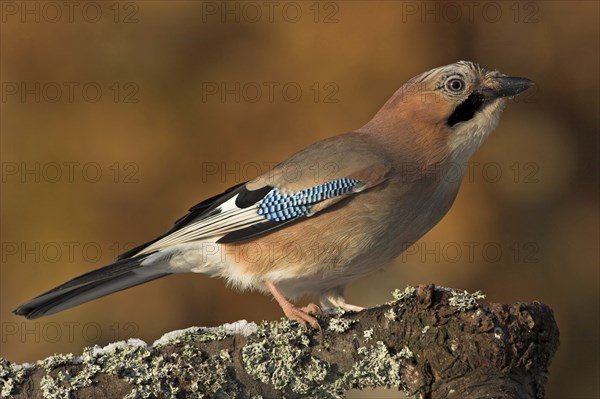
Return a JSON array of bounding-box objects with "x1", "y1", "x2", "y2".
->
[{"x1": 0, "y1": 285, "x2": 559, "y2": 399}]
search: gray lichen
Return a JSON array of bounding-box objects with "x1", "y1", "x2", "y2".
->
[
  {"x1": 398, "y1": 345, "x2": 414, "y2": 360},
  {"x1": 3, "y1": 329, "x2": 238, "y2": 399},
  {"x1": 384, "y1": 307, "x2": 397, "y2": 321},
  {"x1": 338, "y1": 341, "x2": 404, "y2": 390},
  {"x1": 126, "y1": 343, "x2": 237, "y2": 399},
  {"x1": 96, "y1": 341, "x2": 154, "y2": 397},
  {"x1": 391, "y1": 286, "x2": 416, "y2": 303},
  {"x1": 242, "y1": 319, "x2": 410, "y2": 399},
  {"x1": 39, "y1": 362, "x2": 100, "y2": 399},
  {"x1": 0, "y1": 358, "x2": 26, "y2": 398},
  {"x1": 328, "y1": 312, "x2": 357, "y2": 333},
  {"x1": 94, "y1": 338, "x2": 237, "y2": 399},
  {"x1": 40, "y1": 372, "x2": 71, "y2": 399},
  {"x1": 153, "y1": 326, "x2": 228, "y2": 348},
  {"x1": 449, "y1": 289, "x2": 486, "y2": 311},
  {"x1": 28, "y1": 349, "x2": 102, "y2": 399},
  {"x1": 242, "y1": 320, "x2": 331, "y2": 396},
  {"x1": 40, "y1": 353, "x2": 76, "y2": 373}
]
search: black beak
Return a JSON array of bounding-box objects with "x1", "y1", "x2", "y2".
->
[{"x1": 482, "y1": 76, "x2": 534, "y2": 99}]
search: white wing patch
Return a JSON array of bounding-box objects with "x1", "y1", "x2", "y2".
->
[{"x1": 136, "y1": 195, "x2": 264, "y2": 255}]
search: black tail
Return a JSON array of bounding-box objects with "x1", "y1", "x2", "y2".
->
[{"x1": 13, "y1": 255, "x2": 171, "y2": 319}]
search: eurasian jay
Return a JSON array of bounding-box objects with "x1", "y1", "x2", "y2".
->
[{"x1": 14, "y1": 61, "x2": 533, "y2": 328}]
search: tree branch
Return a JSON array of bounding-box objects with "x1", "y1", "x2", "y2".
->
[{"x1": 0, "y1": 285, "x2": 559, "y2": 399}]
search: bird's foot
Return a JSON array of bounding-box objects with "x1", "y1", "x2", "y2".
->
[
  {"x1": 301, "y1": 303, "x2": 322, "y2": 315},
  {"x1": 340, "y1": 303, "x2": 365, "y2": 312},
  {"x1": 281, "y1": 302, "x2": 320, "y2": 329},
  {"x1": 265, "y1": 280, "x2": 321, "y2": 329},
  {"x1": 319, "y1": 289, "x2": 365, "y2": 314}
]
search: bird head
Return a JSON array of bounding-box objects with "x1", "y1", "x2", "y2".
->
[{"x1": 365, "y1": 61, "x2": 533, "y2": 165}]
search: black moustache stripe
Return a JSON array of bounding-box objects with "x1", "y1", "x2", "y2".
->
[{"x1": 448, "y1": 92, "x2": 486, "y2": 127}]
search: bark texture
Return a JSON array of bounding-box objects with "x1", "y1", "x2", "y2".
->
[{"x1": 0, "y1": 285, "x2": 559, "y2": 399}]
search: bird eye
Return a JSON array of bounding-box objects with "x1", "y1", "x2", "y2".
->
[{"x1": 445, "y1": 78, "x2": 465, "y2": 93}]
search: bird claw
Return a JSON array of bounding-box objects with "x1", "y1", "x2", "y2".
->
[
  {"x1": 283, "y1": 304, "x2": 321, "y2": 329},
  {"x1": 301, "y1": 303, "x2": 322, "y2": 315},
  {"x1": 265, "y1": 281, "x2": 322, "y2": 329}
]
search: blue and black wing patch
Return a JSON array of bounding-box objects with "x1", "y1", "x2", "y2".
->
[
  {"x1": 218, "y1": 178, "x2": 361, "y2": 243},
  {"x1": 257, "y1": 178, "x2": 361, "y2": 221},
  {"x1": 118, "y1": 178, "x2": 363, "y2": 254}
]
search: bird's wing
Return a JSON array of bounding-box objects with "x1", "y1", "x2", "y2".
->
[
  {"x1": 122, "y1": 133, "x2": 391, "y2": 256},
  {"x1": 116, "y1": 182, "x2": 245, "y2": 260}
]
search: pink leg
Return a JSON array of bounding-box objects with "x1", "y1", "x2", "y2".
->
[
  {"x1": 341, "y1": 303, "x2": 365, "y2": 312},
  {"x1": 265, "y1": 281, "x2": 320, "y2": 329},
  {"x1": 320, "y1": 289, "x2": 365, "y2": 313}
]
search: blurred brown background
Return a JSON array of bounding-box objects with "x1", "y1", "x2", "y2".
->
[{"x1": 1, "y1": 1, "x2": 598, "y2": 397}]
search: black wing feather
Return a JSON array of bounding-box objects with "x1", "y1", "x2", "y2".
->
[
  {"x1": 235, "y1": 185, "x2": 273, "y2": 208},
  {"x1": 116, "y1": 182, "x2": 247, "y2": 260}
]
